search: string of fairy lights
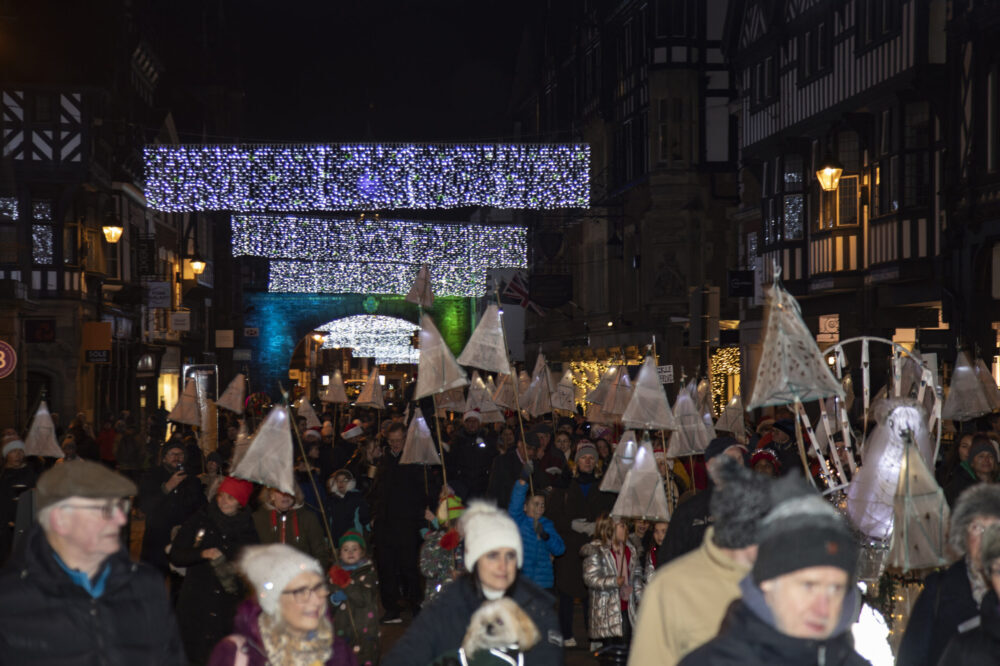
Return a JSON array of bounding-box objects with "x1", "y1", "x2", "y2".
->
[
  {"x1": 231, "y1": 215, "x2": 527, "y2": 296},
  {"x1": 317, "y1": 315, "x2": 420, "y2": 365},
  {"x1": 144, "y1": 143, "x2": 590, "y2": 212}
]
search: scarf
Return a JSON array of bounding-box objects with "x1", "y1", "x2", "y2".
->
[
  {"x1": 968, "y1": 555, "x2": 990, "y2": 607},
  {"x1": 258, "y1": 611, "x2": 334, "y2": 666}
]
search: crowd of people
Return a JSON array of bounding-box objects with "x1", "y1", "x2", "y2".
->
[{"x1": 1, "y1": 397, "x2": 1000, "y2": 665}]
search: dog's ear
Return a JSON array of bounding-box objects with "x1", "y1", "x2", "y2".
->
[{"x1": 511, "y1": 603, "x2": 540, "y2": 649}]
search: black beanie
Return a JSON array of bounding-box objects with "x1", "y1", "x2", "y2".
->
[
  {"x1": 968, "y1": 438, "x2": 998, "y2": 464},
  {"x1": 705, "y1": 436, "x2": 742, "y2": 463},
  {"x1": 752, "y1": 475, "x2": 858, "y2": 584}
]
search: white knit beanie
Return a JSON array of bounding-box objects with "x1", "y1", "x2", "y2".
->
[
  {"x1": 460, "y1": 500, "x2": 523, "y2": 572},
  {"x1": 238, "y1": 544, "x2": 323, "y2": 616}
]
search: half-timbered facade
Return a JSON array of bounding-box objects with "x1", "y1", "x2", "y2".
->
[{"x1": 725, "y1": 0, "x2": 949, "y2": 355}]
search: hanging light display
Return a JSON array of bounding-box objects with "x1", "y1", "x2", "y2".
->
[
  {"x1": 233, "y1": 215, "x2": 527, "y2": 296},
  {"x1": 143, "y1": 143, "x2": 591, "y2": 212},
  {"x1": 317, "y1": 315, "x2": 420, "y2": 365}
]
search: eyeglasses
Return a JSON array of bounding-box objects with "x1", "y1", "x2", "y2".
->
[
  {"x1": 61, "y1": 498, "x2": 132, "y2": 520},
  {"x1": 969, "y1": 521, "x2": 999, "y2": 535},
  {"x1": 281, "y1": 581, "x2": 328, "y2": 604}
]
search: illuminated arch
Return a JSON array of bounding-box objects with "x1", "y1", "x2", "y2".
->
[{"x1": 317, "y1": 314, "x2": 420, "y2": 365}]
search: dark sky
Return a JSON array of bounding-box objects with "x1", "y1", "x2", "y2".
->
[{"x1": 233, "y1": 1, "x2": 533, "y2": 143}]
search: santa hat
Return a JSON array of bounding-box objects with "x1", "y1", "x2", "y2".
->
[
  {"x1": 460, "y1": 500, "x2": 523, "y2": 571},
  {"x1": 303, "y1": 428, "x2": 322, "y2": 442},
  {"x1": 239, "y1": 544, "x2": 323, "y2": 616},
  {"x1": 342, "y1": 422, "x2": 363, "y2": 440},
  {"x1": 2, "y1": 439, "x2": 25, "y2": 458},
  {"x1": 462, "y1": 408, "x2": 482, "y2": 423}
]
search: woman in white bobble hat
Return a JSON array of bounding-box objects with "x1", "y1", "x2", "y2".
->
[
  {"x1": 383, "y1": 500, "x2": 564, "y2": 665},
  {"x1": 207, "y1": 543, "x2": 356, "y2": 666}
]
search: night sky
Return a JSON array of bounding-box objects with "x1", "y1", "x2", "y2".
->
[{"x1": 233, "y1": 1, "x2": 533, "y2": 143}]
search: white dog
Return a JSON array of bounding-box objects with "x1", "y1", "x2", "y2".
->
[{"x1": 460, "y1": 597, "x2": 540, "y2": 660}]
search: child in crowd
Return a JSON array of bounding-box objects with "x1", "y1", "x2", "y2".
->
[
  {"x1": 419, "y1": 494, "x2": 466, "y2": 604},
  {"x1": 329, "y1": 531, "x2": 379, "y2": 666},
  {"x1": 508, "y1": 479, "x2": 565, "y2": 592},
  {"x1": 641, "y1": 521, "x2": 668, "y2": 583},
  {"x1": 582, "y1": 513, "x2": 643, "y2": 649},
  {"x1": 327, "y1": 468, "x2": 370, "y2": 544}
]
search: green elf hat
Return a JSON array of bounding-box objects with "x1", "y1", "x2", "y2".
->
[{"x1": 338, "y1": 530, "x2": 366, "y2": 550}]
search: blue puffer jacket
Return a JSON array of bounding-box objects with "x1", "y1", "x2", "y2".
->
[{"x1": 508, "y1": 480, "x2": 565, "y2": 589}]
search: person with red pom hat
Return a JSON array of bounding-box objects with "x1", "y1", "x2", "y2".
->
[{"x1": 170, "y1": 476, "x2": 260, "y2": 663}]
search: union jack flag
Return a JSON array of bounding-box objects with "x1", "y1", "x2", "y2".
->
[{"x1": 501, "y1": 272, "x2": 545, "y2": 315}]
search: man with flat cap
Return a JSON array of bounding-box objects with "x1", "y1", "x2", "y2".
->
[{"x1": 0, "y1": 459, "x2": 185, "y2": 664}]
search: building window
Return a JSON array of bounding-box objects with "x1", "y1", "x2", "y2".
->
[
  {"x1": 860, "y1": 0, "x2": 901, "y2": 47},
  {"x1": 747, "y1": 231, "x2": 758, "y2": 270},
  {"x1": 0, "y1": 197, "x2": 17, "y2": 264},
  {"x1": 32, "y1": 200, "x2": 53, "y2": 265},
  {"x1": 784, "y1": 194, "x2": 804, "y2": 239},
  {"x1": 658, "y1": 98, "x2": 691, "y2": 167},
  {"x1": 903, "y1": 102, "x2": 931, "y2": 208},
  {"x1": 784, "y1": 154, "x2": 804, "y2": 192},
  {"x1": 800, "y1": 23, "x2": 832, "y2": 81},
  {"x1": 817, "y1": 175, "x2": 860, "y2": 229}
]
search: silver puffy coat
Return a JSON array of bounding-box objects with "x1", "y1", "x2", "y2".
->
[{"x1": 581, "y1": 540, "x2": 644, "y2": 639}]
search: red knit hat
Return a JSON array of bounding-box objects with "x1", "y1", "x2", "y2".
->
[{"x1": 217, "y1": 476, "x2": 254, "y2": 507}]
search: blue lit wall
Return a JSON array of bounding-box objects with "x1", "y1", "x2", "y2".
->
[{"x1": 241, "y1": 292, "x2": 470, "y2": 397}]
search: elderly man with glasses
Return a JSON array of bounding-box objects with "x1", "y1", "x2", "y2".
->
[{"x1": 0, "y1": 459, "x2": 185, "y2": 665}]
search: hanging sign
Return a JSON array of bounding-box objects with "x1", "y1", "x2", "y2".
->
[
  {"x1": 0, "y1": 340, "x2": 16, "y2": 378},
  {"x1": 657, "y1": 365, "x2": 674, "y2": 384}
]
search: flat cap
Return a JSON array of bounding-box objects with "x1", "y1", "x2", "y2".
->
[{"x1": 36, "y1": 460, "x2": 138, "y2": 513}]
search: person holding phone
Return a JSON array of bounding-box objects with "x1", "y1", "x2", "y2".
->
[{"x1": 138, "y1": 440, "x2": 205, "y2": 577}]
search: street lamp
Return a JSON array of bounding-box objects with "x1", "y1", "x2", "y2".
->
[
  {"x1": 102, "y1": 223, "x2": 124, "y2": 244},
  {"x1": 189, "y1": 255, "x2": 206, "y2": 275},
  {"x1": 816, "y1": 154, "x2": 844, "y2": 191}
]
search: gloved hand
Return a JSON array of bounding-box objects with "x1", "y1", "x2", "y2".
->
[
  {"x1": 534, "y1": 521, "x2": 549, "y2": 541},
  {"x1": 329, "y1": 589, "x2": 347, "y2": 605}
]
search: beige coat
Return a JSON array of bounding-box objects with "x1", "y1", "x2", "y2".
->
[
  {"x1": 581, "y1": 540, "x2": 643, "y2": 639},
  {"x1": 627, "y1": 526, "x2": 751, "y2": 666}
]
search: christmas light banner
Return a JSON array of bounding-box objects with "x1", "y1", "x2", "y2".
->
[
  {"x1": 144, "y1": 143, "x2": 591, "y2": 211},
  {"x1": 318, "y1": 315, "x2": 420, "y2": 365}
]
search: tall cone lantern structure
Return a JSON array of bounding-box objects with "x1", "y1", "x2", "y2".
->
[
  {"x1": 847, "y1": 400, "x2": 934, "y2": 541},
  {"x1": 465, "y1": 372, "x2": 504, "y2": 423},
  {"x1": 887, "y1": 429, "x2": 950, "y2": 572},
  {"x1": 296, "y1": 397, "x2": 322, "y2": 429},
  {"x1": 747, "y1": 276, "x2": 845, "y2": 409},
  {"x1": 600, "y1": 430, "x2": 639, "y2": 492},
  {"x1": 457, "y1": 304, "x2": 511, "y2": 376},
  {"x1": 217, "y1": 374, "x2": 246, "y2": 414},
  {"x1": 232, "y1": 406, "x2": 295, "y2": 495},
  {"x1": 405, "y1": 264, "x2": 435, "y2": 309},
  {"x1": 975, "y1": 357, "x2": 1000, "y2": 412},
  {"x1": 492, "y1": 373, "x2": 516, "y2": 410},
  {"x1": 611, "y1": 440, "x2": 670, "y2": 522},
  {"x1": 586, "y1": 365, "x2": 619, "y2": 405},
  {"x1": 667, "y1": 383, "x2": 714, "y2": 457},
  {"x1": 552, "y1": 369, "x2": 576, "y2": 414},
  {"x1": 168, "y1": 379, "x2": 202, "y2": 426},
  {"x1": 415, "y1": 314, "x2": 468, "y2": 400},
  {"x1": 622, "y1": 356, "x2": 678, "y2": 431},
  {"x1": 320, "y1": 370, "x2": 348, "y2": 404},
  {"x1": 356, "y1": 367, "x2": 385, "y2": 409},
  {"x1": 435, "y1": 387, "x2": 467, "y2": 415},
  {"x1": 602, "y1": 365, "x2": 633, "y2": 417},
  {"x1": 24, "y1": 400, "x2": 65, "y2": 458},
  {"x1": 942, "y1": 351, "x2": 993, "y2": 422},
  {"x1": 522, "y1": 353, "x2": 554, "y2": 418},
  {"x1": 400, "y1": 408, "x2": 442, "y2": 465},
  {"x1": 714, "y1": 394, "x2": 746, "y2": 442}
]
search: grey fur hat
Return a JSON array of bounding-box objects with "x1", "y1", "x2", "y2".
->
[
  {"x1": 949, "y1": 484, "x2": 1000, "y2": 556},
  {"x1": 709, "y1": 456, "x2": 772, "y2": 549},
  {"x1": 980, "y1": 524, "x2": 1000, "y2": 574}
]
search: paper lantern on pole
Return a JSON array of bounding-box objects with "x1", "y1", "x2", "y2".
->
[
  {"x1": 887, "y1": 430, "x2": 950, "y2": 572},
  {"x1": 586, "y1": 366, "x2": 619, "y2": 405},
  {"x1": 415, "y1": 314, "x2": 468, "y2": 399},
  {"x1": 295, "y1": 397, "x2": 322, "y2": 429},
  {"x1": 217, "y1": 374, "x2": 246, "y2": 414},
  {"x1": 622, "y1": 356, "x2": 678, "y2": 431},
  {"x1": 666, "y1": 384, "x2": 713, "y2": 457},
  {"x1": 405, "y1": 263, "x2": 435, "y2": 308},
  {"x1": 320, "y1": 370, "x2": 348, "y2": 404},
  {"x1": 457, "y1": 304, "x2": 511, "y2": 375},
  {"x1": 602, "y1": 366, "x2": 633, "y2": 417},
  {"x1": 231, "y1": 406, "x2": 295, "y2": 495},
  {"x1": 355, "y1": 368, "x2": 385, "y2": 409},
  {"x1": 714, "y1": 394, "x2": 746, "y2": 442},
  {"x1": 400, "y1": 408, "x2": 441, "y2": 465},
  {"x1": 24, "y1": 401, "x2": 65, "y2": 458},
  {"x1": 942, "y1": 352, "x2": 993, "y2": 422},
  {"x1": 600, "y1": 430, "x2": 639, "y2": 492},
  {"x1": 975, "y1": 357, "x2": 1000, "y2": 412},
  {"x1": 610, "y1": 441, "x2": 671, "y2": 522},
  {"x1": 551, "y1": 369, "x2": 576, "y2": 415},
  {"x1": 492, "y1": 373, "x2": 516, "y2": 410},
  {"x1": 522, "y1": 353, "x2": 554, "y2": 418},
  {"x1": 464, "y1": 372, "x2": 504, "y2": 423},
  {"x1": 168, "y1": 379, "x2": 202, "y2": 426}
]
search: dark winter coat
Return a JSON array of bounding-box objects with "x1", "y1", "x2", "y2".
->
[
  {"x1": 252, "y1": 502, "x2": 332, "y2": 570},
  {"x1": 382, "y1": 575, "x2": 562, "y2": 666},
  {"x1": 938, "y1": 589, "x2": 1000, "y2": 665},
  {"x1": 331, "y1": 559, "x2": 380, "y2": 666},
  {"x1": 328, "y1": 479, "x2": 371, "y2": 543},
  {"x1": 897, "y1": 558, "x2": 979, "y2": 666},
  {"x1": 138, "y1": 464, "x2": 205, "y2": 572},
  {"x1": 0, "y1": 464, "x2": 37, "y2": 562},
  {"x1": 546, "y1": 472, "x2": 616, "y2": 598},
  {"x1": 658, "y1": 486, "x2": 713, "y2": 567},
  {"x1": 371, "y1": 450, "x2": 436, "y2": 527},
  {"x1": 207, "y1": 600, "x2": 357, "y2": 666},
  {"x1": 170, "y1": 502, "x2": 259, "y2": 665},
  {"x1": 943, "y1": 462, "x2": 979, "y2": 507},
  {"x1": 0, "y1": 524, "x2": 186, "y2": 665},
  {"x1": 446, "y1": 427, "x2": 498, "y2": 500},
  {"x1": 679, "y1": 576, "x2": 868, "y2": 666},
  {"x1": 486, "y1": 449, "x2": 550, "y2": 510}
]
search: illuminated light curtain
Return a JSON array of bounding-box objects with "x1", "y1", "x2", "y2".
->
[
  {"x1": 318, "y1": 315, "x2": 420, "y2": 365},
  {"x1": 144, "y1": 143, "x2": 591, "y2": 212}
]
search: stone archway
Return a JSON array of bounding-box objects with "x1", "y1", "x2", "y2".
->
[{"x1": 240, "y1": 292, "x2": 470, "y2": 397}]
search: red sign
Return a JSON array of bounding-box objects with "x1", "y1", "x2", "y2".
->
[{"x1": 0, "y1": 340, "x2": 16, "y2": 379}]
